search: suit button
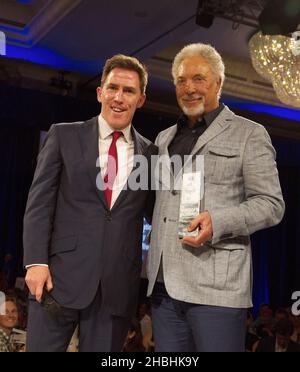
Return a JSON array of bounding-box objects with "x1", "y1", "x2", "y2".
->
[
  {"x1": 163, "y1": 217, "x2": 167, "y2": 223},
  {"x1": 106, "y1": 213, "x2": 112, "y2": 222},
  {"x1": 172, "y1": 190, "x2": 178, "y2": 196}
]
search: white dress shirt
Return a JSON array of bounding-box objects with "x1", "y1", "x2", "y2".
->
[{"x1": 98, "y1": 115, "x2": 134, "y2": 209}]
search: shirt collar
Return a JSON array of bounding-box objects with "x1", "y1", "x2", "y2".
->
[
  {"x1": 178, "y1": 103, "x2": 225, "y2": 129},
  {"x1": 98, "y1": 115, "x2": 133, "y2": 144}
]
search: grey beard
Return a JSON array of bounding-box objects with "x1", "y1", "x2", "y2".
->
[{"x1": 181, "y1": 102, "x2": 205, "y2": 117}]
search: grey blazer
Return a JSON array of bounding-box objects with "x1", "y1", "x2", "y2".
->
[{"x1": 147, "y1": 106, "x2": 285, "y2": 308}]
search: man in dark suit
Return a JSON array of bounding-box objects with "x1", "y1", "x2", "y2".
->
[{"x1": 23, "y1": 54, "x2": 157, "y2": 352}]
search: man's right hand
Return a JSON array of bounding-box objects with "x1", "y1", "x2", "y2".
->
[{"x1": 25, "y1": 266, "x2": 53, "y2": 303}]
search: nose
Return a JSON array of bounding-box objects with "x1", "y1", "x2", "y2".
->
[
  {"x1": 185, "y1": 79, "x2": 196, "y2": 94},
  {"x1": 114, "y1": 89, "x2": 124, "y2": 102}
]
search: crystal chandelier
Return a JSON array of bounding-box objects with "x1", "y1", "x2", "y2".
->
[{"x1": 249, "y1": 31, "x2": 300, "y2": 108}]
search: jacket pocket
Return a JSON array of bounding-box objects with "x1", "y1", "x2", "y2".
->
[
  {"x1": 50, "y1": 235, "x2": 77, "y2": 256},
  {"x1": 213, "y1": 247, "x2": 245, "y2": 290},
  {"x1": 214, "y1": 249, "x2": 230, "y2": 290},
  {"x1": 208, "y1": 146, "x2": 239, "y2": 158},
  {"x1": 205, "y1": 145, "x2": 240, "y2": 184},
  {"x1": 211, "y1": 236, "x2": 250, "y2": 250}
]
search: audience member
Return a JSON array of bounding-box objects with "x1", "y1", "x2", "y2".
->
[
  {"x1": 0, "y1": 297, "x2": 19, "y2": 352},
  {"x1": 256, "y1": 318, "x2": 300, "y2": 352},
  {"x1": 290, "y1": 312, "x2": 300, "y2": 345}
]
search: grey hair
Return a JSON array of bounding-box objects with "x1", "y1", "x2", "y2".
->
[{"x1": 172, "y1": 43, "x2": 225, "y2": 96}]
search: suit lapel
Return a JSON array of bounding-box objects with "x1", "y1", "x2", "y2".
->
[
  {"x1": 159, "y1": 125, "x2": 178, "y2": 156},
  {"x1": 190, "y1": 106, "x2": 234, "y2": 157},
  {"x1": 132, "y1": 127, "x2": 147, "y2": 158},
  {"x1": 158, "y1": 124, "x2": 178, "y2": 176},
  {"x1": 78, "y1": 116, "x2": 108, "y2": 209}
]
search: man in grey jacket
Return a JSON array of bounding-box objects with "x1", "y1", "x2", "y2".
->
[{"x1": 147, "y1": 43, "x2": 285, "y2": 352}]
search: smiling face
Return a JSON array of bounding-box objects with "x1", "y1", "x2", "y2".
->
[
  {"x1": 175, "y1": 56, "x2": 221, "y2": 125},
  {"x1": 97, "y1": 68, "x2": 146, "y2": 130},
  {"x1": 0, "y1": 300, "x2": 18, "y2": 332}
]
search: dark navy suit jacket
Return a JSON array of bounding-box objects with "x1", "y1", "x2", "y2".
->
[{"x1": 23, "y1": 116, "x2": 157, "y2": 317}]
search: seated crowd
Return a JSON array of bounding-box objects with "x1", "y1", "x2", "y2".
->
[{"x1": 1, "y1": 272, "x2": 299, "y2": 352}]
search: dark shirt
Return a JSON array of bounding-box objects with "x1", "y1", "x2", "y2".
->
[{"x1": 168, "y1": 105, "x2": 225, "y2": 174}]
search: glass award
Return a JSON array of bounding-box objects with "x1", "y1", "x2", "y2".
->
[{"x1": 178, "y1": 171, "x2": 203, "y2": 239}]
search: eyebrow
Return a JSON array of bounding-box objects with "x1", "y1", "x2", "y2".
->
[
  {"x1": 107, "y1": 83, "x2": 137, "y2": 92},
  {"x1": 177, "y1": 73, "x2": 205, "y2": 80}
]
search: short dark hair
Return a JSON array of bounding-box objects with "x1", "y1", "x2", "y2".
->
[{"x1": 101, "y1": 54, "x2": 148, "y2": 94}]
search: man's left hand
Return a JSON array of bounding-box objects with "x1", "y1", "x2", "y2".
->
[{"x1": 182, "y1": 211, "x2": 213, "y2": 248}]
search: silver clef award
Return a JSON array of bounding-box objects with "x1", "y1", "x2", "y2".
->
[{"x1": 178, "y1": 155, "x2": 204, "y2": 239}]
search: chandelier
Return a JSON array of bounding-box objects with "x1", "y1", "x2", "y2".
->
[{"x1": 249, "y1": 31, "x2": 300, "y2": 108}]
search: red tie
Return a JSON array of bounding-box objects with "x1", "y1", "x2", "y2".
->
[{"x1": 104, "y1": 131, "x2": 122, "y2": 208}]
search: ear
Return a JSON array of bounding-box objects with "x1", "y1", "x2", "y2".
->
[
  {"x1": 96, "y1": 87, "x2": 102, "y2": 104},
  {"x1": 215, "y1": 78, "x2": 221, "y2": 94},
  {"x1": 137, "y1": 94, "x2": 146, "y2": 109}
]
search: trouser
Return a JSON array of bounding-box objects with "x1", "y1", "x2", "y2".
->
[
  {"x1": 151, "y1": 282, "x2": 247, "y2": 352},
  {"x1": 26, "y1": 285, "x2": 130, "y2": 352}
]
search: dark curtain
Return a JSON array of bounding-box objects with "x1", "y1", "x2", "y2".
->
[
  {"x1": 251, "y1": 135, "x2": 300, "y2": 314},
  {"x1": 0, "y1": 126, "x2": 40, "y2": 286},
  {"x1": 270, "y1": 166, "x2": 300, "y2": 306}
]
